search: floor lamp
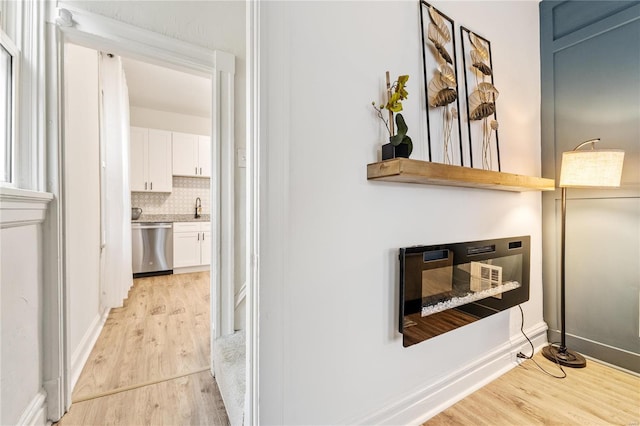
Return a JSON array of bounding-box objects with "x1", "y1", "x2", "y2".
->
[{"x1": 542, "y1": 138, "x2": 625, "y2": 368}]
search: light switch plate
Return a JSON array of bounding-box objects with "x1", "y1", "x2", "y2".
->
[{"x1": 237, "y1": 148, "x2": 246, "y2": 168}]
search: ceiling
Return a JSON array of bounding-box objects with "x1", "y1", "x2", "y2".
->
[{"x1": 121, "y1": 57, "x2": 211, "y2": 118}]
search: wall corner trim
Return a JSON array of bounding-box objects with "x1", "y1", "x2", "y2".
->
[
  {"x1": 234, "y1": 282, "x2": 247, "y2": 308},
  {"x1": 344, "y1": 322, "x2": 548, "y2": 425},
  {"x1": 43, "y1": 377, "x2": 64, "y2": 422},
  {"x1": 214, "y1": 50, "x2": 235, "y2": 74}
]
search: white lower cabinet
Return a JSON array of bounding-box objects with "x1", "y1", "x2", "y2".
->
[
  {"x1": 200, "y1": 230, "x2": 211, "y2": 265},
  {"x1": 173, "y1": 222, "x2": 211, "y2": 268}
]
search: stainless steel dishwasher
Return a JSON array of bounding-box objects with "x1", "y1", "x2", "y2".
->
[{"x1": 131, "y1": 222, "x2": 173, "y2": 277}]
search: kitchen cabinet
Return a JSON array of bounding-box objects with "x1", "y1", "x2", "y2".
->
[
  {"x1": 173, "y1": 222, "x2": 211, "y2": 268},
  {"x1": 172, "y1": 132, "x2": 211, "y2": 178},
  {"x1": 130, "y1": 127, "x2": 173, "y2": 192}
]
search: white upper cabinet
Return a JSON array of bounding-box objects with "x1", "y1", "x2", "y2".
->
[
  {"x1": 172, "y1": 131, "x2": 210, "y2": 178},
  {"x1": 172, "y1": 132, "x2": 199, "y2": 176},
  {"x1": 130, "y1": 127, "x2": 147, "y2": 192},
  {"x1": 198, "y1": 135, "x2": 211, "y2": 177},
  {"x1": 130, "y1": 126, "x2": 172, "y2": 192},
  {"x1": 147, "y1": 129, "x2": 173, "y2": 191}
]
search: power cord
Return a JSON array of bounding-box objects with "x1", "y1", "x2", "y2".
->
[{"x1": 516, "y1": 305, "x2": 566, "y2": 379}]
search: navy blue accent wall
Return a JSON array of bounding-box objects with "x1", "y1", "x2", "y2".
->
[{"x1": 540, "y1": 1, "x2": 640, "y2": 372}]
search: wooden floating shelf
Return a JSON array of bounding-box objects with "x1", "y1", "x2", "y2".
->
[{"x1": 367, "y1": 158, "x2": 555, "y2": 192}]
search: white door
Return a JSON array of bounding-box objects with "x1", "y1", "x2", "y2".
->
[
  {"x1": 129, "y1": 127, "x2": 147, "y2": 191},
  {"x1": 173, "y1": 131, "x2": 199, "y2": 177},
  {"x1": 147, "y1": 129, "x2": 172, "y2": 192}
]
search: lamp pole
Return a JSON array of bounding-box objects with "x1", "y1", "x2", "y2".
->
[
  {"x1": 560, "y1": 186, "x2": 567, "y2": 351},
  {"x1": 541, "y1": 183, "x2": 587, "y2": 367}
]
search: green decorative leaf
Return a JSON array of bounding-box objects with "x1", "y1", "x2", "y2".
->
[
  {"x1": 390, "y1": 114, "x2": 412, "y2": 155},
  {"x1": 403, "y1": 135, "x2": 413, "y2": 156},
  {"x1": 390, "y1": 133, "x2": 404, "y2": 146},
  {"x1": 395, "y1": 113, "x2": 408, "y2": 136}
]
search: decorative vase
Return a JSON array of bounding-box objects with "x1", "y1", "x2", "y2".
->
[{"x1": 382, "y1": 142, "x2": 410, "y2": 160}]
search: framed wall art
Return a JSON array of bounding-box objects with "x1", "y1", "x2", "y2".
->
[
  {"x1": 420, "y1": 1, "x2": 464, "y2": 166},
  {"x1": 460, "y1": 26, "x2": 501, "y2": 171}
]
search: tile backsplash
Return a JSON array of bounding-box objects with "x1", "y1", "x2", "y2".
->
[{"x1": 131, "y1": 176, "x2": 210, "y2": 215}]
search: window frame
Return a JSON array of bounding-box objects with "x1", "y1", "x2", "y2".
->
[{"x1": 0, "y1": 28, "x2": 19, "y2": 186}]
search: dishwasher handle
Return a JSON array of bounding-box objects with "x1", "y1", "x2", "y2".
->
[{"x1": 132, "y1": 223, "x2": 173, "y2": 230}]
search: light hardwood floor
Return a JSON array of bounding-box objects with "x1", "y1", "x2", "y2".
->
[
  {"x1": 58, "y1": 272, "x2": 229, "y2": 425},
  {"x1": 426, "y1": 353, "x2": 640, "y2": 425},
  {"x1": 59, "y1": 272, "x2": 638, "y2": 425}
]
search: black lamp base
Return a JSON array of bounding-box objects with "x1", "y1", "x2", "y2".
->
[{"x1": 542, "y1": 345, "x2": 587, "y2": 368}]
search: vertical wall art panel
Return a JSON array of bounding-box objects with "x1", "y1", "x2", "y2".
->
[
  {"x1": 460, "y1": 27, "x2": 501, "y2": 171},
  {"x1": 420, "y1": 1, "x2": 464, "y2": 166}
]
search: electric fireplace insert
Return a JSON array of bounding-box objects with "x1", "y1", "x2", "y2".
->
[{"x1": 399, "y1": 236, "x2": 530, "y2": 347}]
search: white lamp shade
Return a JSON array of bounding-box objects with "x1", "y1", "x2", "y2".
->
[{"x1": 559, "y1": 149, "x2": 625, "y2": 188}]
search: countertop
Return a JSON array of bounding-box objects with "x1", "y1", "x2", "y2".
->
[{"x1": 132, "y1": 214, "x2": 211, "y2": 223}]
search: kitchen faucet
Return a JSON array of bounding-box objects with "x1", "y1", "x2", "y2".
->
[{"x1": 195, "y1": 197, "x2": 202, "y2": 218}]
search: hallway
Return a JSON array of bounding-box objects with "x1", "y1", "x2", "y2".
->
[{"x1": 57, "y1": 272, "x2": 229, "y2": 425}]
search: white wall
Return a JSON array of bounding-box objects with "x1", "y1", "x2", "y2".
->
[
  {"x1": 258, "y1": 1, "x2": 544, "y2": 424},
  {"x1": 130, "y1": 106, "x2": 211, "y2": 136},
  {"x1": 63, "y1": 43, "x2": 105, "y2": 386},
  {"x1": 0, "y1": 1, "x2": 52, "y2": 423},
  {"x1": 0, "y1": 223, "x2": 46, "y2": 425}
]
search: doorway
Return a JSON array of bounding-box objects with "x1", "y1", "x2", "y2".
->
[
  {"x1": 63, "y1": 40, "x2": 216, "y2": 396},
  {"x1": 45, "y1": 6, "x2": 240, "y2": 422}
]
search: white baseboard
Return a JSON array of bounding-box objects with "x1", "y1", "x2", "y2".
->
[
  {"x1": 16, "y1": 390, "x2": 47, "y2": 426},
  {"x1": 70, "y1": 308, "x2": 110, "y2": 392},
  {"x1": 348, "y1": 321, "x2": 548, "y2": 425},
  {"x1": 172, "y1": 265, "x2": 210, "y2": 275}
]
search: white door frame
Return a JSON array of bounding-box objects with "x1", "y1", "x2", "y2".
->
[
  {"x1": 246, "y1": 1, "x2": 261, "y2": 424},
  {"x1": 43, "y1": 5, "x2": 236, "y2": 419}
]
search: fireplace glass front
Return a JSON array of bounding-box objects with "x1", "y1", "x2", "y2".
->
[{"x1": 399, "y1": 236, "x2": 530, "y2": 347}]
